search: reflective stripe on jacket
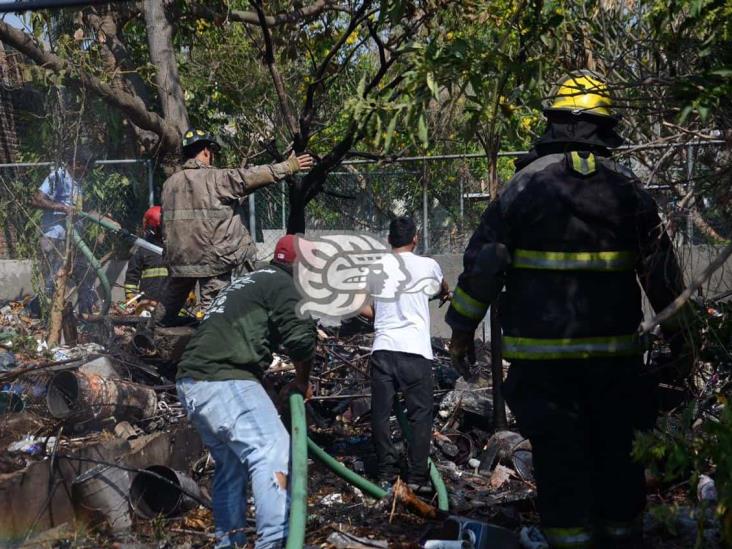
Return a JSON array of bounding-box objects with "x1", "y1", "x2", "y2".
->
[{"x1": 446, "y1": 150, "x2": 685, "y2": 360}]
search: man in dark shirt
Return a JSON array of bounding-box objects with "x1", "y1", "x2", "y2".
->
[{"x1": 176, "y1": 234, "x2": 316, "y2": 549}]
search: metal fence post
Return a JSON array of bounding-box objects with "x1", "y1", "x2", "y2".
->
[
  {"x1": 147, "y1": 159, "x2": 154, "y2": 207},
  {"x1": 422, "y1": 166, "x2": 429, "y2": 253},
  {"x1": 686, "y1": 144, "x2": 694, "y2": 245},
  {"x1": 281, "y1": 181, "x2": 287, "y2": 231},
  {"x1": 249, "y1": 193, "x2": 257, "y2": 242}
]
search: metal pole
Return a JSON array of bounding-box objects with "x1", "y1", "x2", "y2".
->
[
  {"x1": 281, "y1": 181, "x2": 287, "y2": 231},
  {"x1": 687, "y1": 144, "x2": 694, "y2": 270},
  {"x1": 459, "y1": 178, "x2": 464, "y2": 231},
  {"x1": 490, "y1": 303, "x2": 507, "y2": 431},
  {"x1": 249, "y1": 193, "x2": 257, "y2": 243},
  {"x1": 146, "y1": 159, "x2": 154, "y2": 207},
  {"x1": 422, "y1": 167, "x2": 429, "y2": 253}
]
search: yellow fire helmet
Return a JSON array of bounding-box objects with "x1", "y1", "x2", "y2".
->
[{"x1": 544, "y1": 70, "x2": 614, "y2": 118}]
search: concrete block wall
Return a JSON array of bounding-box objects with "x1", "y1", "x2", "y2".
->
[{"x1": 1, "y1": 247, "x2": 731, "y2": 339}]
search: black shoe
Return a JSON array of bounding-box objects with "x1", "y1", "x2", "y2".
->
[{"x1": 407, "y1": 481, "x2": 434, "y2": 497}]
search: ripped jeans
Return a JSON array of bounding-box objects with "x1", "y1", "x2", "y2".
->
[{"x1": 177, "y1": 378, "x2": 290, "y2": 549}]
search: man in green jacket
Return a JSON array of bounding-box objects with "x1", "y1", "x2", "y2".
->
[{"x1": 176, "y1": 234, "x2": 316, "y2": 549}]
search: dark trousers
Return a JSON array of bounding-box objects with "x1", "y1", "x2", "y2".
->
[
  {"x1": 153, "y1": 273, "x2": 230, "y2": 326},
  {"x1": 370, "y1": 350, "x2": 434, "y2": 483},
  {"x1": 502, "y1": 358, "x2": 655, "y2": 534}
]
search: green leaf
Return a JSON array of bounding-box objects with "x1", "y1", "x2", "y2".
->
[
  {"x1": 417, "y1": 114, "x2": 428, "y2": 147},
  {"x1": 426, "y1": 72, "x2": 438, "y2": 98},
  {"x1": 384, "y1": 114, "x2": 399, "y2": 152}
]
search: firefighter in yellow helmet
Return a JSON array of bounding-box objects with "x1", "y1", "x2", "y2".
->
[{"x1": 447, "y1": 71, "x2": 692, "y2": 547}]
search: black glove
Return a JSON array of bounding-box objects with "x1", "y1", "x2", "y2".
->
[{"x1": 450, "y1": 329, "x2": 476, "y2": 380}]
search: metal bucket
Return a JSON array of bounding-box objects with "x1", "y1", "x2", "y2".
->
[
  {"x1": 129, "y1": 465, "x2": 201, "y2": 518},
  {"x1": 71, "y1": 464, "x2": 132, "y2": 533},
  {"x1": 46, "y1": 371, "x2": 157, "y2": 423}
]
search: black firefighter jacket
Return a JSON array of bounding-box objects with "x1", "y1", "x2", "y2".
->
[{"x1": 446, "y1": 149, "x2": 685, "y2": 360}]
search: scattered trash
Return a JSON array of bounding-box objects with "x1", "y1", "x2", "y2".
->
[
  {"x1": 320, "y1": 493, "x2": 344, "y2": 506},
  {"x1": 7, "y1": 435, "x2": 56, "y2": 455},
  {"x1": 698, "y1": 475, "x2": 718, "y2": 502},
  {"x1": 0, "y1": 348, "x2": 16, "y2": 371},
  {"x1": 113, "y1": 421, "x2": 140, "y2": 441},
  {"x1": 46, "y1": 371, "x2": 157, "y2": 425},
  {"x1": 518, "y1": 526, "x2": 549, "y2": 549},
  {"x1": 326, "y1": 531, "x2": 388, "y2": 548},
  {"x1": 0, "y1": 390, "x2": 24, "y2": 414},
  {"x1": 422, "y1": 516, "x2": 520, "y2": 549}
]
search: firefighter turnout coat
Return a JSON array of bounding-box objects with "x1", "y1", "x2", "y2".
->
[
  {"x1": 446, "y1": 149, "x2": 685, "y2": 357},
  {"x1": 161, "y1": 157, "x2": 300, "y2": 278}
]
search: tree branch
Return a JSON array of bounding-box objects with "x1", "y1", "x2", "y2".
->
[
  {"x1": 231, "y1": 0, "x2": 338, "y2": 26},
  {"x1": 302, "y1": 2, "x2": 373, "y2": 129},
  {"x1": 0, "y1": 20, "x2": 178, "y2": 152},
  {"x1": 143, "y1": 0, "x2": 189, "y2": 133},
  {"x1": 640, "y1": 240, "x2": 732, "y2": 334},
  {"x1": 250, "y1": 0, "x2": 300, "y2": 143}
]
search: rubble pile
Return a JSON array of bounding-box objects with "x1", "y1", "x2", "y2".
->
[{"x1": 0, "y1": 298, "x2": 726, "y2": 548}]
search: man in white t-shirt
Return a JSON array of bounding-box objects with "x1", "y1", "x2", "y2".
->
[{"x1": 361, "y1": 217, "x2": 449, "y2": 491}]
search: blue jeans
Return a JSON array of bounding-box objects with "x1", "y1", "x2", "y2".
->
[{"x1": 177, "y1": 378, "x2": 290, "y2": 548}]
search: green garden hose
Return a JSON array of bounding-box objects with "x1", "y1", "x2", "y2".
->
[
  {"x1": 394, "y1": 401, "x2": 450, "y2": 511},
  {"x1": 306, "y1": 437, "x2": 388, "y2": 500},
  {"x1": 71, "y1": 228, "x2": 111, "y2": 315},
  {"x1": 287, "y1": 393, "x2": 308, "y2": 549}
]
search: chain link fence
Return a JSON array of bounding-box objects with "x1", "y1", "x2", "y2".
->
[
  {"x1": 252, "y1": 141, "x2": 731, "y2": 273},
  {"x1": 0, "y1": 160, "x2": 152, "y2": 311},
  {"x1": 1, "y1": 141, "x2": 729, "y2": 302}
]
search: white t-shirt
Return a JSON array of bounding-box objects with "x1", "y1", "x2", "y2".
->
[{"x1": 370, "y1": 251, "x2": 443, "y2": 360}]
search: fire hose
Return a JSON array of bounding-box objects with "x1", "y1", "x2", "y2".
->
[
  {"x1": 287, "y1": 396, "x2": 450, "y2": 548},
  {"x1": 393, "y1": 400, "x2": 450, "y2": 511},
  {"x1": 71, "y1": 228, "x2": 112, "y2": 315},
  {"x1": 287, "y1": 393, "x2": 308, "y2": 549},
  {"x1": 66, "y1": 212, "x2": 163, "y2": 317},
  {"x1": 77, "y1": 211, "x2": 163, "y2": 256}
]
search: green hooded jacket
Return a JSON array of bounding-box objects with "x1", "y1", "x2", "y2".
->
[{"x1": 176, "y1": 263, "x2": 316, "y2": 382}]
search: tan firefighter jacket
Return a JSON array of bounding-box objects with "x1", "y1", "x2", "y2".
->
[{"x1": 161, "y1": 157, "x2": 299, "y2": 277}]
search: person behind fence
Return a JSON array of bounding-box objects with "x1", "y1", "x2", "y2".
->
[
  {"x1": 176, "y1": 234, "x2": 316, "y2": 549},
  {"x1": 154, "y1": 128, "x2": 314, "y2": 326},
  {"x1": 446, "y1": 71, "x2": 695, "y2": 548},
  {"x1": 123, "y1": 206, "x2": 170, "y2": 313},
  {"x1": 360, "y1": 217, "x2": 449, "y2": 493},
  {"x1": 31, "y1": 149, "x2": 99, "y2": 316}
]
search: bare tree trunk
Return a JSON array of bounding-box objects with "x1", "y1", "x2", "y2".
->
[
  {"x1": 143, "y1": 0, "x2": 189, "y2": 134},
  {"x1": 47, "y1": 241, "x2": 72, "y2": 348},
  {"x1": 287, "y1": 178, "x2": 308, "y2": 234}
]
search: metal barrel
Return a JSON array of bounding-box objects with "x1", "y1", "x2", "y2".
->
[
  {"x1": 71, "y1": 464, "x2": 132, "y2": 533},
  {"x1": 46, "y1": 371, "x2": 157, "y2": 423},
  {"x1": 128, "y1": 465, "x2": 201, "y2": 518}
]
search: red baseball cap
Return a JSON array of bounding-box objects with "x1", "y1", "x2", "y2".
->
[{"x1": 274, "y1": 234, "x2": 298, "y2": 264}]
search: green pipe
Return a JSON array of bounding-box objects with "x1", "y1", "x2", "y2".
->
[
  {"x1": 306, "y1": 437, "x2": 388, "y2": 500},
  {"x1": 77, "y1": 211, "x2": 163, "y2": 256},
  {"x1": 71, "y1": 229, "x2": 111, "y2": 315},
  {"x1": 394, "y1": 401, "x2": 450, "y2": 511},
  {"x1": 287, "y1": 393, "x2": 308, "y2": 549},
  {"x1": 77, "y1": 211, "x2": 121, "y2": 233}
]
